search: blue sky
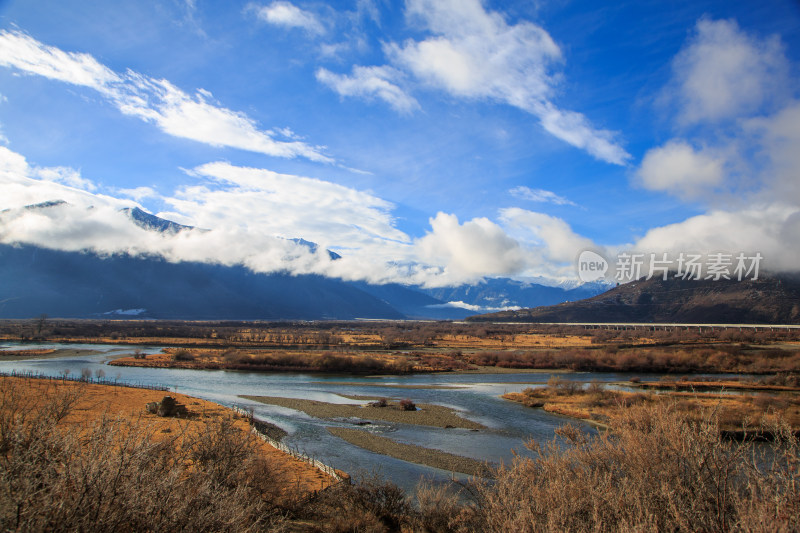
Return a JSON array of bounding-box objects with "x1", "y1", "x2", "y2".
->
[{"x1": 1, "y1": 0, "x2": 799, "y2": 286}]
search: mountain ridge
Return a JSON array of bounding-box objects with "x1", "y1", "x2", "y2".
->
[{"x1": 467, "y1": 275, "x2": 800, "y2": 324}]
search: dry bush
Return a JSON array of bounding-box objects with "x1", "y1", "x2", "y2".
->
[
  {"x1": 546, "y1": 376, "x2": 581, "y2": 396},
  {"x1": 172, "y1": 348, "x2": 195, "y2": 362},
  {"x1": 463, "y1": 402, "x2": 799, "y2": 533},
  {"x1": 0, "y1": 379, "x2": 287, "y2": 532},
  {"x1": 412, "y1": 480, "x2": 481, "y2": 533},
  {"x1": 399, "y1": 399, "x2": 416, "y2": 411},
  {"x1": 302, "y1": 473, "x2": 413, "y2": 532}
]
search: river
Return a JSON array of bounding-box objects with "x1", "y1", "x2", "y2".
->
[{"x1": 0, "y1": 342, "x2": 692, "y2": 490}]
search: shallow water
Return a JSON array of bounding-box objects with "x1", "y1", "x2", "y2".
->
[{"x1": 0, "y1": 341, "x2": 753, "y2": 490}]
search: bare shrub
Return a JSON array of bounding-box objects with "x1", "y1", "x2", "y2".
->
[
  {"x1": 0, "y1": 378, "x2": 286, "y2": 531},
  {"x1": 546, "y1": 376, "x2": 580, "y2": 396},
  {"x1": 399, "y1": 399, "x2": 416, "y2": 411},
  {"x1": 305, "y1": 473, "x2": 413, "y2": 531},
  {"x1": 171, "y1": 348, "x2": 195, "y2": 362},
  {"x1": 465, "y1": 402, "x2": 800, "y2": 532}
]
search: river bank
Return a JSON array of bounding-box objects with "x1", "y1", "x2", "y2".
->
[{"x1": 0, "y1": 348, "x2": 103, "y2": 360}]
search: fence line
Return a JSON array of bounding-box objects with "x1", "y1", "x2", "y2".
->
[
  {"x1": 232, "y1": 405, "x2": 348, "y2": 483},
  {"x1": 0, "y1": 370, "x2": 171, "y2": 391}
]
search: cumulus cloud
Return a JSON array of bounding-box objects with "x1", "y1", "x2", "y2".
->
[
  {"x1": 415, "y1": 212, "x2": 527, "y2": 283},
  {"x1": 746, "y1": 101, "x2": 800, "y2": 205},
  {"x1": 0, "y1": 30, "x2": 330, "y2": 162},
  {"x1": 509, "y1": 186, "x2": 576, "y2": 206},
  {"x1": 0, "y1": 145, "x2": 428, "y2": 284},
  {"x1": 250, "y1": 1, "x2": 325, "y2": 35},
  {"x1": 637, "y1": 140, "x2": 724, "y2": 200},
  {"x1": 629, "y1": 18, "x2": 800, "y2": 275},
  {"x1": 499, "y1": 207, "x2": 596, "y2": 265},
  {"x1": 0, "y1": 146, "x2": 354, "y2": 275},
  {"x1": 634, "y1": 204, "x2": 800, "y2": 273},
  {"x1": 36, "y1": 166, "x2": 98, "y2": 192},
  {"x1": 315, "y1": 65, "x2": 419, "y2": 114},
  {"x1": 670, "y1": 18, "x2": 788, "y2": 124},
  {"x1": 0, "y1": 146, "x2": 106, "y2": 208}
]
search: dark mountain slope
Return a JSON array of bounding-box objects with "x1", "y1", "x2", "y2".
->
[
  {"x1": 468, "y1": 275, "x2": 800, "y2": 324},
  {"x1": 0, "y1": 244, "x2": 403, "y2": 320}
]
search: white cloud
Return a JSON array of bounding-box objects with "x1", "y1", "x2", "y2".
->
[
  {"x1": 316, "y1": 65, "x2": 419, "y2": 114},
  {"x1": 671, "y1": 18, "x2": 788, "y2": 124},
  {"x1": 376, "y1": 0, "x2": 629, "y2": 165},
  {"x1": 1, "y1": 144, "x2": 608, "y2": 286},
  {"x1": 627, "y1": 17, "x2": 800, "y2": 277},
  {"x1": 637, "y1": 140, "x2": 724, "y2": 200},
  {"x1": 426, "y1": 300, "x2": 520, "y2": 313},
  {"x1": 746, "y1": 101, "x2": 800, "y2": 205},
  {"x1": 509, "y1": 186, "x2": 576, "y2": 206},
  {"x1": 35, "y1": 166, "x2": 97, "y2": 192},
  {"x1": 499, "y1": 207, "x2": 596, "y2": 265},
  {"x1": 117, "y1": 186, "x2": 157, "y2": 201},
  {"x1": 0, "y1": 29, "x2": 119, "y2": 90},
  {"x1": 0, "y1": 30, "x2": 331, "y2": 162},
  {"x1": 415, "y1": 212, "x2": 527, "y2": 283},
  {"x1": 0, "y1": 146, "x2": 109, "y2": 209},
  {"x1": 173, "y1": 161, "x2": 410, "y2": 251},
  {"x1": 251, "y1": 1, "x2": 325, "y2": 35},
  {"x1": 634, "y1": 204, "x2": 800, "y2": 273}
]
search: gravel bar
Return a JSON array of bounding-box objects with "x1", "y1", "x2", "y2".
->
[
  {"x1": 242, "y1": 395, "x2": 485, "y2": 430},
  {"x1": 327, "y1": 427, "x2": 494, "y2": 477}
]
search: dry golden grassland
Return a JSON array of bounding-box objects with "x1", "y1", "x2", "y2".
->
[
  {"x1": 0, "y1": 377, "x2": 333, "y2": 493},
  {"x1": 503, "y1": 377, "x2": 800, "y2": 435}
]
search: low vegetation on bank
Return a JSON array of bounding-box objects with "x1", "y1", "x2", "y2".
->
[
  {"x1": 102, "y1": 333, "x2": 800, "y2": 380},
  {"x1": 503, "y1": 376, "x2": 800, "y2": 436},
  {"x1": 6, "y1": 318, "x2": 800, "y2": 377},
  {"x1": 2, "y1": 376, "x2": 797, "y2": 532}
]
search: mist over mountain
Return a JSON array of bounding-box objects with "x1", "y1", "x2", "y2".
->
[{"x1": 0, "y1": 204, "x2": 608, "y2": 320}]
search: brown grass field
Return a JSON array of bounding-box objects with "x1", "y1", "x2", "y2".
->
[
  {"x1": 0, "y1": 376, "x2": 333, "y2": 493},
  {"x1": 503, "y1": 376, "x2": 800, "y2": 436}
]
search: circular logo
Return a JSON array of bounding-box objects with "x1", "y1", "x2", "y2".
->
[{"x1": 576, "y1": 250, "x2": 608, "y2": 282}]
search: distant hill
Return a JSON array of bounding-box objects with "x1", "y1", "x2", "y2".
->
[
  {"x1": 468, "y1": 275, "x2": 800, "y2": 324},
  {"x1": 419, "y1": 278, "x2": 606, "y2": 312},
  {"x1": 0, "y1": 244, "x2": 405, "y2": 320}
]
